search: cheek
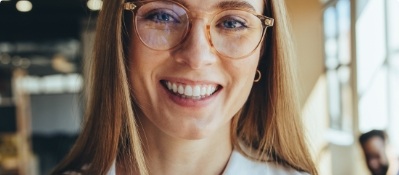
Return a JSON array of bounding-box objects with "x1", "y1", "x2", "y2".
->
[
  {"x1": 128, "y1": 37, "x2": 174, "y2": 121},
  {"x1": 129, "y1": 59, "x2": 150, "y2": 112},
  {"x1": 128, "y1": 33, "x2": 165, "y2": 88},
  {"x1": 128, "y1": 41, "x2": 158, "y2": 108},
  {"x1": 129, "y1": 48, "x2": 147, "y2": 93},
  {"x1": 222, "y1": 54, "x2": 260, "y2": 116}
]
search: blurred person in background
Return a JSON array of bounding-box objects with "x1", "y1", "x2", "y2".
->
[
  {"x1": 51, "y1": 0, "x2": 317, "y2": 174},
  {"x1": 359, "y1": 130, "x2": 399, "y2": 175}
]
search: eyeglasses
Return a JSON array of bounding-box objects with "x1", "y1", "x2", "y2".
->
[{"x1": 124, "y1": 0, "x2": 274, "y2": 59}]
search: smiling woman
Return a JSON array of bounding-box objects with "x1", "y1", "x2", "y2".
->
[{"x1": 51, "y1": 0, "x2": 317, "y2": 175}]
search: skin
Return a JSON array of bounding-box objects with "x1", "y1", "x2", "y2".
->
[
  {"x1": 128, "y1": 0, "x2": 264, "y2": 174},
  {"x1": 361, "y1": 136, "x2": 389, "y2": 175}
]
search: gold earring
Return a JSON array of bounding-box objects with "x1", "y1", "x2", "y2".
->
[{"x1": 254, "y1": 70, "x2": 261, "y2": 82}]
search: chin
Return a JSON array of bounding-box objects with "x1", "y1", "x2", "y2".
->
[
  {"x1": 370, "y1": 166, "x2": 389, "y2": 175},
  {"x1": 169, "y1": 122, "x2": 219, "y2": 140},
  {"x1": 161, "y1": 115, "x2": 227, "y2": 141}
]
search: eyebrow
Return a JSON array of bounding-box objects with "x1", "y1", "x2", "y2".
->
[
  {"x1": 172, "y1": 0, "x2": 190, "y2": 8},
  {"x1": 215, "y1": 1, "x2": 257, "y2": 12},
  {"x1": 172, "y1": 0, "x2": 257, "y2": 13}
]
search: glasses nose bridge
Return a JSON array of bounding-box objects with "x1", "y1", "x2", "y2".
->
[
  {"x1": 183, "y1": 11, "x2": 215, "y2": 48},
  {"x1": 188, "y1": 10, "x2": 212, "y2": 20}
]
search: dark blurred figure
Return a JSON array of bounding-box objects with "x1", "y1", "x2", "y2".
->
[{"x1": 359, "y1": 130, "x2": 398, "y2": 175}]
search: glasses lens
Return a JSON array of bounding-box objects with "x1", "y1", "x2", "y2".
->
[
  {"x1": 210, "y1": 10, "x2": 265, "y2": 59},
  {"x1": 135, "y1": 1, "x2": 189, "y2": 50}
]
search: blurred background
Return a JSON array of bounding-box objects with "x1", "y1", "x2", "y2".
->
[{"x1": 0, "y1": 0, "x2": 398, "y2": 174}]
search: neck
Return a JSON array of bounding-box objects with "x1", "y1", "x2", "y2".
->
[{"x1": 136, "y1": 116, "x2": 233, "y2": 175}]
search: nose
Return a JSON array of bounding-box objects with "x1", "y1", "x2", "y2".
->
[{"x1": 172, "y1": 20, "x2": 217, "y2": 69}]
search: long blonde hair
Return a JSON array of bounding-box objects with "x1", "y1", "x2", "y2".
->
[{"x1": 51, "y1": 0, "x2": 317, "y2": 174}]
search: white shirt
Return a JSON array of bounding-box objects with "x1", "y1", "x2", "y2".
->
[
  {"x1": 107, "y1": 150, "x2": 309, "y2": 175},
  {"x1": 222, "y1": 150, "x2": 309, "y2": 175}
]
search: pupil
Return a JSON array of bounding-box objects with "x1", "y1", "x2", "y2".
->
[
  {"x1": 225, "y1": 21, "x2": 236, "y2": 28},
  {"x1": 160, "y1": 13, "x2": 169, "y2": 21}
]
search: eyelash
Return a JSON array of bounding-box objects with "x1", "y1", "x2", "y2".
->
[
  {"x1": 216, "y1": 17, "x2": 249, "y2": 31},
  {"x1": 222, "y1": 19, "x2": 247, "y2": 29},
  {"x1": 144, "y1": 10, "x2": 180, "y2": 23}
]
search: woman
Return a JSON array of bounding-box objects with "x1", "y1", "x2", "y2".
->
[{"x1": 52, "y1": 0, "x2": 317, "y2": 174}]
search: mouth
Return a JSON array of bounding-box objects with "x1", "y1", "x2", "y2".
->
[{"x1": 160, "y1": 80, "x2": 222, "y2": 100}]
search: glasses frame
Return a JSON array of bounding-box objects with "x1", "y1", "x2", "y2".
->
[{"x1": 123, "y1": 0, "x2": 274, "y2": 59}]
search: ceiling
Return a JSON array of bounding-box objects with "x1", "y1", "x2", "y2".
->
[
  {"x1": 0, "y1": 0, "x2": 97, "y2": 75},
  {"x1": 0, "y1": 0, "x2": 93, "y2": 41}
]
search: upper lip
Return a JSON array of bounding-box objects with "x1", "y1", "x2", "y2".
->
[{"x1": 159, "y1": 77, "x2": 223, "y2": 87}]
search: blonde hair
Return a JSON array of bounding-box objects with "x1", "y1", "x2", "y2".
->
[{"x1": 52, "y1": 0, "x2": 317, "y2": 174}]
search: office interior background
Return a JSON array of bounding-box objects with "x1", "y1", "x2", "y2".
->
[{"x1": 0, "y1": 0, "x2": 398, "y2": 174}]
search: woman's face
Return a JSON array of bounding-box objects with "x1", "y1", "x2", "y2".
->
[{"x1": 129, "y1": 0, "x2": 265, "y2": 139}]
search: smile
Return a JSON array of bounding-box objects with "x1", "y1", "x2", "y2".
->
[{"x1": 161, "y1": 80, "x2": 220, "y2": 100}]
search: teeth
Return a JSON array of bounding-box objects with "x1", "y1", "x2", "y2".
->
[
  {"x1": 184, "y1": 86, "x2": 192, "y2": 96},
  {"x1": 178, "y1": 85, "x2": 184, "y2": 94},
  {"x1": 164, "y1": 81, "x2": 218, "y2": 98},
  {"x1": 167, "y1": 81, "x2": 172, "y2": 90},
  {"x1": 193, "y1": 86, "x2": 201, "y2": 96},
  {"x1": 172, "y1": 83, "x2": 177, "y2": 93},
  {"x1": 201, "y1": 86, "x2": 207, "y2": 96},
  {"x1": 206, "y1": 86, "x2": 212, "y2": 95}
]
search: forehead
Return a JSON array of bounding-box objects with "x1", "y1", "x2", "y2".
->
[
  {"x1": 363, "y1": 136, "x2": 385, "y2": 153},
  {"x1": 173, "y1": 0, "x2": 265, "y2": 14}
]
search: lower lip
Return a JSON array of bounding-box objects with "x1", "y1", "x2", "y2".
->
[{"x1": 159, "y1": 82, "x2": 221, "y2": 108}]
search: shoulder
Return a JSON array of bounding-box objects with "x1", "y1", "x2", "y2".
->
[{"x1": 223, "y1": 150, "x2": 309, "y2": 175}]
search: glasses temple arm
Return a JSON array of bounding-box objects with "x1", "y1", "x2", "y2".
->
[{"x1": 124, "y1": 2, "x2": 137, "y2": 10}]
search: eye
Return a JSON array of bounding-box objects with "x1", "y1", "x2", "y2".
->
[
  {"x1": 144, "y1": 9, "x2": 180, "y2": 23},
  {"x1": 217, "y1": 16, "x2": 248, "y2": 30},
  {"x1": 222, "y1": 20, "x2": 244, "y2": 28}
]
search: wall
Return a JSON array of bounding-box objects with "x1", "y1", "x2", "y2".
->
[
  {"x1": 284, "y1": 0, "x2": 337, "y2": 174},
  {"x1": 285, "y1": 0, "x2": 324, "y2": 106},
  {"x1": 285, "y1": 0, "x2": 370, "y2": 174}
]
